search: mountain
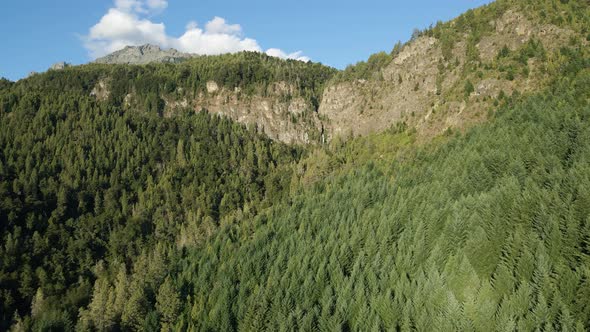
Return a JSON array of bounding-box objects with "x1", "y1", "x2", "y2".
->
[
  {"x1": 94, "y1": 44, "x2": 194, "y2": 65},
  {"x1": 89, "y1": 0, "x2": 589, "y2": 145},
  {"x1": 318, "y1": 0, "x2": 589, "y2": 141},
  {"x1": 1, "y1": 0, "x2": 590, "y2": 330}
]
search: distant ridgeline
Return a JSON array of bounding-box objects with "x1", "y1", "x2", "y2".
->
[
  {"x1": 1, "y1": 0, "x2": 590, "y2": 330},
  {"x1": 33, "y1": 51, "x2": 337, "y2": 144}
]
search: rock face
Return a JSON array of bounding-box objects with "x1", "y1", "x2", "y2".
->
[
  {"x1": 91, "y1": 46, "x2": 325, "y2": 144},
  {"x1": 318, "y1": 9, "x2": 578, "y2": 141},
  {"x1": 154, "y1": 81, "x2": 320, "y2": 144},
  {"x1": 188, "y1": 81, "x2": 321, "y2": 144},
  {"x1": 90, "y1": 79, "x2": 110, "y2": 101},
  {"x1": 95, "y1": 44, "x2": 193, "y2": 65},
  {"x1": 49, "y1": 62, "x2": 70, "y2": 70}
]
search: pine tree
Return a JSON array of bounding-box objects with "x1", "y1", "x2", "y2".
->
[
  {"x1": 156, "y1": 276, "x2": 181, "y2": 332},
  {"x1": 30, "y1": 288, "x2": 46, "y2": 319},
  {"x1": 88, "y1": 278, "x2": 115, "y2": 331},
  {"x1": 121, "y1": 282, "x2": 147, "y2": 331}
]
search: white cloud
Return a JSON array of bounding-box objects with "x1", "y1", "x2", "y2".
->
[
  {"x1": 84, "y1": 0, "x2": 308, "y2": 62},
  {"x1": 146, "y1": 0, "x2": 167, "y2": 12},
  {"x1": 85, "y1": 8, "x2": 169, "y2": 58},
  {"x1": 205, "y1": 17, "x2": 242, "y2": 35},
  {"x1": 173, "y1": 16, "x2": 260, "y2": 54},
  {"x1": 266, "y1": 48, "x2": 310, "y2": 62},
  {"x1": 174, "y1": 23, "x2": 261, "y2": 55}
]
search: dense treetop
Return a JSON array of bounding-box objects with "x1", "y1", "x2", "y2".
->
[
  {"x1": 162, "y1": 45, "x2": 590, "y2": 331},
  {"x1": 0, "y1": 65, "x2": 303, "y2": 329}
]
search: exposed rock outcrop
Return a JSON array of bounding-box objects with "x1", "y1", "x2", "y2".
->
[
  {"x1": 165, "y1": 81, "x2": 321, "y2": 144},
  {"x1": 49, "y1": 62, "x2": 71, "y2": 70},
  {"x1": 318, "y1": 9, "x2": 578, "y2": 141},
  {"x1": 90, "y1": 79, "x2": 110, "y2": 101},
  {"x1": 107, "y1": 79, "x2": 321, "y2": 144}
]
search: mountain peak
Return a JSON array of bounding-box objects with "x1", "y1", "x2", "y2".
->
[{"x1": 94, "y1": 44, "x2": 193, "y2": 65}]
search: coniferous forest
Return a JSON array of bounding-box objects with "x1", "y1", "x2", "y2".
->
[{"x1": 1, "y1": 0, "x2": 590, "y2": 331}]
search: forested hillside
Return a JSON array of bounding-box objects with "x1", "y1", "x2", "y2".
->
[
  {"x1": 168, "y1": 48, "x2": 590, "y2": 330},
  {"x1": 1, "y1": 0, "x2": 590, "y2": 331},
  {"x1": 0, "y1": 70, "x2": 303, "y2": 330},
  {"x1": 28, "y1": 52, "x2": 337, "y2": 144}
]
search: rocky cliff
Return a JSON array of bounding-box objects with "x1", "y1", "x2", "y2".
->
[
  {"x1": 157, "y1": 81, "x2": 323, "y2": 144},
  {"x1": 88, "y1": 52, "x2": 334, "y2": 144},
  {"x1": 319, "y1": 3, "x2": 584, "y2": 141},
  {"x1": 101, "y1": 87, "x2": 322, "y2": 143}
]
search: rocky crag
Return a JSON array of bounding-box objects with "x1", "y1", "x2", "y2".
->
[{"x1": 319, "y1": 2, "x2": 586, "y2": 141}]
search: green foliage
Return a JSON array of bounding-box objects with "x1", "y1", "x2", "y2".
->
[
  {"x1": 391, "y1": 41, "x2": 403, "y2": 57},
  {"x1": 498, "y1": 45, "x2": 511, "y2": 59},
  {"x1": 517, "y1": 38, "x2": 547, "y2": 65},
  {"x1": 0, "y1": 64, "x2": 301, "y2": 329},
  {"x1": 464, "y1": 79, "x2": 475, "y2": 97},
  {"x1": 169, "y1": 65, "x2": 590, "y2": 330},
  {"x1": 0, "y1": 77, "x2": 13, "y2": 91},
  {"x1": 156, "y1": 277, "x2": 181, "y2": 331},
  {"x1": 335, "y1": 52, "x2": 393, "y2": 82},
  {"x1": 440, "y1": 32, "x2": 456, "y2": 61}
]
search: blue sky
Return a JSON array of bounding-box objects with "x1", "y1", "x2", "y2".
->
[{"x1": 0, "y1": 0, "x2": 493, "y2": 81}]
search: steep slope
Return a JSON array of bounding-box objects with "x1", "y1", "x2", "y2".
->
[
  {"x1": 0, "y1": 68, "x2": 304, "y2": 330},
  {"x1": 1, "y1": 0, "x2": 590, "y2": 330},
  {"x1": 320, "y1": 0, "x2": 589, "y2": 140},
  {"x1": 53, "y1": 0, "x2": 589, "y2": 146},
  {"x1": 166, "y1": 50, "x2": 590, "y2": 331}
]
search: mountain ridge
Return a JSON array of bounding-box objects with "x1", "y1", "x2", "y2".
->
[
  {"x1": 319, "y1": 0, "x2": 589, "y2": 141},
  {"x1": 94, "y1": 44, "x2": 195, "y2": 65},
  {"x1": 80, "y1": 0, "x2": 590, "y2": 144}
]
